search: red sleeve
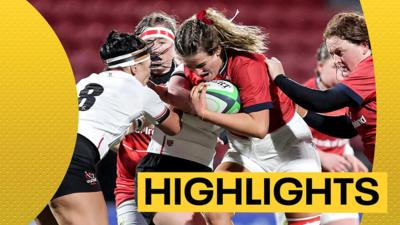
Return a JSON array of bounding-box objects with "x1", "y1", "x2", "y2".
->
[
  {"x1": 231, "y1": 58, "x2": 273, "y2": 113},
  {"x1": 336, "y1": 57, "x2": 375, "y2": 106}
]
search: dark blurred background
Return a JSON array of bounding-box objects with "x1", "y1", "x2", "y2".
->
[
  {"x1": 29, "y1": 0, "x2": 361, "y2": 83},
  {"x1": 28, "y1": 1, "x2": 364, "y2": 224}
]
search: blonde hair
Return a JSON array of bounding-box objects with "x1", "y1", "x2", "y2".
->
[
  {"x1": 135, "y1": 11, "x2": 177, "y2": 35},
  {"x1": 175, "y1": 8, "x2": 268, "y2": 57}
]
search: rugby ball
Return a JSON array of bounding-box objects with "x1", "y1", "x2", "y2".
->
[{"x1": 205, "y1": 80, "x2": 241, "y2": 113}]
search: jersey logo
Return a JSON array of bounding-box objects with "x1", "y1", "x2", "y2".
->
[
  {"x1": 352, "y1": 115, "x2": 367, "y2": 128},
  {"x1": 84, "y1": 171, "x2": 98, "y2": 185},
  {"x1": 167, "y1": 140, "x2": 174, "y2": 146},
  {"x1": 135, "y1": 126, "x2": 155, "y2": 135}
]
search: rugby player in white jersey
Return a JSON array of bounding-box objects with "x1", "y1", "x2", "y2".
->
[
  {"x1": 125, "y1": 14, "x2": 223, "y2": 224},
  {"x1": 36, "y1": 31, "x2": 181, "y2": 225},
  {"x1": 115, "y1": 12, "x2": 208, "y2": 225}
]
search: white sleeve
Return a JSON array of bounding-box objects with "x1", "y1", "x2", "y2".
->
[{"x1": 142, "y1": 86, "x2": 169, "y2": 123}]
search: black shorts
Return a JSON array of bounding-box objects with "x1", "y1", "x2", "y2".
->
[
  {"x1": 136, "y1": 153, "x2": 212, "y2": 224},
  {"x1": 53, "y1": 134, "x2": 101, "y2": 199}
]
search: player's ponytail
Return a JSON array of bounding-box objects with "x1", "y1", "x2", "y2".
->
[{"x1": 175, "y1": 8, "x2": 268, "y2": 57}]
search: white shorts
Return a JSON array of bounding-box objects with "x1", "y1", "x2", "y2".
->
[
  {"x1": 117, "y1": 199, "x2": 147, "y2": 225},
  {"x1": 222, "y1": 113, "x2": 321, "y2": 172}
]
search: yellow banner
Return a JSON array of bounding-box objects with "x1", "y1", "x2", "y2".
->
[{"x1": 137, "y1": 172, "x2": 387, "y2": 213}]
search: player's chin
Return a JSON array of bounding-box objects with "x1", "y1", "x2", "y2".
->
[
  {"x1": 201, "y1": 73, "x2": 216, "y2": 82},
  {"x1": 337, "y1": 65, "x2": 349, "y2": 74},
  {"x1": 150, "y1": 67, "x2": 163, "y2": 74},
  {"x1": 150, "y1": 64, "x2": 165, "y2": 72}
]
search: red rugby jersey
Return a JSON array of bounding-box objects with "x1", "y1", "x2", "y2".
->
[
  {"x1": 182, "y1": 49, "x2": 295, "y2": 133},
  {"x1": 336, "y1": 56, "x2": 376, "y2": 162},
  {"x1": 114, "y1": 128, "x2": 153, "y2": 207}
]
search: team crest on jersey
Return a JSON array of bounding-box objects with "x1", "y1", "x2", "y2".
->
[
  {"x1": 167, "y1": 140, "x2": 174, "y2": 146},
  {"x1": 84, "y1": 171, "x2": 98, "y2": 185}
]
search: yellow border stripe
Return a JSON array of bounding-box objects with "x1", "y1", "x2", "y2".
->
[
  {"x1": 361, "y1": 0, "x2": 400, "y2": 224},
  {"x1": 0, "y1": 1, "x2": 77, "y2": 224}
]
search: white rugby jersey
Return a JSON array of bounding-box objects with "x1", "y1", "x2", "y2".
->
[
  {"x1": 147, "y1": 113, "x2": 222, "y2": 168},
  {"x1": 77, "y1": 70, "x2": 168, "y2": 159}
]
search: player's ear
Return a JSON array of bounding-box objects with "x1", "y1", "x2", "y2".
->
[
  {"x1": 316, "y1": 62, "x2": 323, "y2": 75},
  {"x1": 215, "y1": 45, "x2": 222, "y2": 56},
  {"x1": 361, "y1": 41, "x2": 370, "y2": 55},
  {"x1": 129, "y1": 65, "x2": 137, "y2": 75}
]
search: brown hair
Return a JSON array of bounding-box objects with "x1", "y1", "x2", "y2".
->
[
  {"x1": 175, "y1": 8, "x2": 268, "y2": 57},
  {"x1": 134, "y1": 11, "x2": 177, "y2": 35},
  {"x1": 323, "y1": 12, "x2": 370, "y2": 48}
]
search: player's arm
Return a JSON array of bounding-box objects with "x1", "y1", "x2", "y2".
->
[
  {"x1": 274, "y1": 75, "x2": 358, "y2": 112},
  {"x1": 206, "y1": 110, "x2": 269, "y2": 139},
  {"x1": 147, "y1": 67, "x2": 195, "y2": 114},
  {"x1": 303, "y1": 111, "x2": 358, "y2": 138},
  {"x1": 266, "y1": 57, "x2": 359, "y2": 112},
  {"x1": 143, "y1": 87, "x2": 182, "y2": 136},
  {"x1": 166, "y1": 75, "x2": 196, "y2": 114},
  {"x1": 190, "y1": 84, "x2": 269, "y2": 139},
  {"x1": 317, "y1": 150, "x2": 352, "y2": 172},
  {"x1": 189, "y1": 59, "x2": 271, "y2": 138},
  {"x1": 344, "y1": 154, "x2": 369, "y2": 172},
  {"x1": 157, "y1": 106, "x2": 182, "y2": 136}
]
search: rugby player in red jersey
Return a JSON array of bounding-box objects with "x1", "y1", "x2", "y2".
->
[
  {"x1": 114, "y1": 12, "x2": 178, "y2": 225},
  {"x1": 305, "y1": 42, "x2": 367, "y2": 174},
  {"x1": 276, "y1": 42, "x2": 367, "y2": 225},
  {"x1": 266, "y1": 12, "x2": 375, "y2": 165},
  {"x1": 172, "y1": 8, "x2": 321, "y2": 225}
]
